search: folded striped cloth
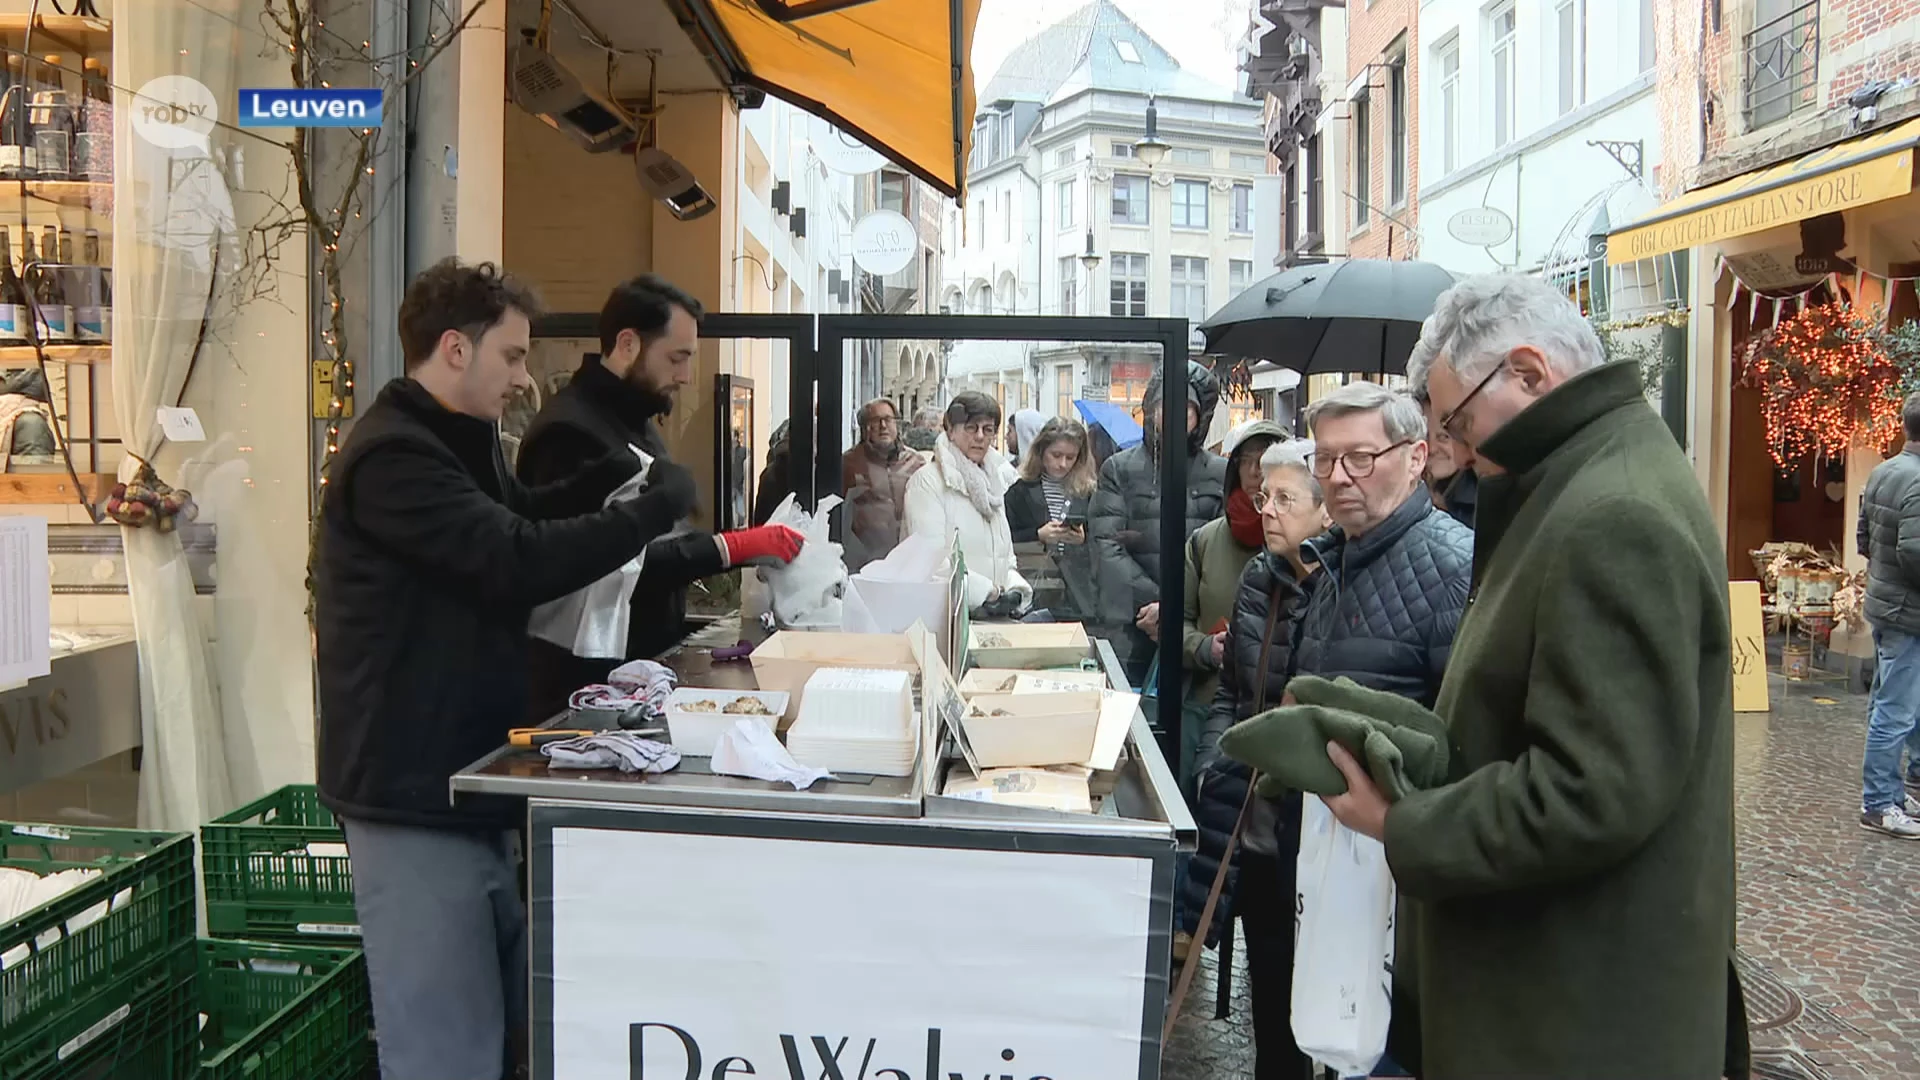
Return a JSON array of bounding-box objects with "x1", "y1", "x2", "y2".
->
[{"x1": 542, "y1": 733, "x2": 681, "y2": 774}]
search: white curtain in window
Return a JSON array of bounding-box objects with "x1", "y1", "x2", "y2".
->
[{"x1": 117, "y1": 0, "x2": 243, "y2": 829}]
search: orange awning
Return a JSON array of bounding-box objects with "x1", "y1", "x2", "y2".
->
[{"x1": 691, "y1": 0, "x2": 981, "y2": 200}]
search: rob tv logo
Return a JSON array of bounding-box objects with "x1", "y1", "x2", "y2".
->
[
  {"x1": 238, "y1": 87, "x2": 383, "y2": 128},
  {"x1": 131, "y1": 76, "x2": 220, "y2": 149}
]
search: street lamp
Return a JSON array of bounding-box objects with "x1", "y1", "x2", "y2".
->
[
  {"x1": 1079, "y1": 229, "x2": 1101, "y2": 271},
  {"x1": 1133, "y1": 93, "x2": 1170, "y2": 168}
]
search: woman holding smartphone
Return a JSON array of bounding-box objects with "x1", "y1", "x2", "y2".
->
[{"x1": 1007, "y1": 417, "x2": 1098, "y2": 620}]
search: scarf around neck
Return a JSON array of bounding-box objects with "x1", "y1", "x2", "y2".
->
[
  {"x1": 1226, "y1": 487, "x2": 1263, "y2": 547},
  {"x1": 938, "y1": 433, "x2": 1004, "y2": 518}
]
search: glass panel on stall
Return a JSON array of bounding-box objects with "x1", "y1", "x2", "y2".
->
[{"x1": 819, "y1": 322, "x2": 1219, "y2": 691}]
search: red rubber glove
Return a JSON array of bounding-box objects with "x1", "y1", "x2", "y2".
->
[{"x1": 718, "y1": 524, "x2": 805, "y2": 568}]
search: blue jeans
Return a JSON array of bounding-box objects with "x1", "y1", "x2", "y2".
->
[{"x1": 1864, "y1": 628, "x2": 1920, "y2": 812}]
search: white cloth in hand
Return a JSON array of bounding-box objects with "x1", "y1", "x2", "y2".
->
[
  {"x1": 710, "y1": 719, "x2": 834, "y2": 790},
  {"x1": 542, "y1": 732, "x2": 682, "y2": 774}
]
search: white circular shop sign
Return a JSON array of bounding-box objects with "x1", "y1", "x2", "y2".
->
[
  {"x1": 131, "y1": 75, "x2": 219, "y2": 149},
  {"x1": 811, "y1": 115, "x2": 887, "y2": 175},
  {"x1": 1447, "y1": 206, "x2": 1514, "y2": 248},
  {"x1": 852, "y1": 209, "x2": 917, "y2": 276}
]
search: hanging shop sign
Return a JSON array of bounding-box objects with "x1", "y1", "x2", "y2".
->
[
  {"x1": 541, "y1": 816, "x2": 1161, "y2": 1079},
  {"x1": 1446, "y1": 207, "x2": 1514, "y2": 248},
  {"x1": 852, "y1": 209, "x2": 917, "y2": 276},
  {"x1": 811, "y1": 115, "x2": 888, "y2": 176}
]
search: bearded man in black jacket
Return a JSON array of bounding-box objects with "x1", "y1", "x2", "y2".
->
[
  {"x1": 315, "y1": 259, "x2": 697, "y2": 1080},
  {"x1": 517, "y1": 275, "x2": 803, "y2": 721}
]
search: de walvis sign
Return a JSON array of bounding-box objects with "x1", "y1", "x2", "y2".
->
[{"x1": 238, "y1": 88, "x2": 384, "y2": 128}]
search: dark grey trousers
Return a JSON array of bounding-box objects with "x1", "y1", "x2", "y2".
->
[{"x1": 341, "y1": 817, "x2": 527, "y2": 1080}]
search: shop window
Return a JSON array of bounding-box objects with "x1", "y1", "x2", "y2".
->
[
  {"x1": 1172, "y1": 179, "x2": 1208, "y2": 229},
  {"x1": 1490, "y1": 4, "x2": 1516, "y2": 147},
  {"x1": 1388, "y1": 52, "x2": 1408, "y2": 205},
  {"x1": 879, "y1": 171, "x2": 908, "y2": 215},
  {"x1": 1109, "y1": 253, "x2": 1148, "y2": 317},
  {"x1": 1352, "y1": 94, "x2": 1371, "y2": 225},
  {"x1": 1171, "y1": 256, "x2": 1208, "y2": 325},
  {"x1": 1112, "y1": 174, "x2": 1149, "y2": 225},
  {"x1": 1436, "y1": 36, "x2": 1460, "y2": 175}
]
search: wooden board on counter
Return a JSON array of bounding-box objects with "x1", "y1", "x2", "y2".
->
[{"x1": 0, "y1": 472, "x2": 110, "y2": 506}]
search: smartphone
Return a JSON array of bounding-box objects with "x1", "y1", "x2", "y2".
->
[{"x1": 1062, "y1": 513, "x2": 1088, "y2": 531}]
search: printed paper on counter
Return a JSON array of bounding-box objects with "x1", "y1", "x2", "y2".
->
[{"x1": 0, "y1": 516, "x2": 51, "y2": 686}]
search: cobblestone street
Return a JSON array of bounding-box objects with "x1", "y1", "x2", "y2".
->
[{"x1": 1162, "y1": 672, "x2": 1920, "y2": 1080}]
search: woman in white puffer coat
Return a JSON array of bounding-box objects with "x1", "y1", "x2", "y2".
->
[{"x1": 904, "y1": 391, "x2": 1033, "y2": 617}]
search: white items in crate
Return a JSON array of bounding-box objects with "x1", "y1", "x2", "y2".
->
[
  {"x1": 784, "y1": 667, "x2": 917, "y2": 776},
  {"x1": 664, "y1": 688, "x2": 789, "y2": 755},
  {"x1": 0, "y1": 866, "x2": 133, "y2": 972},
  {"x1": 710, "y1": 719, "x2": 834, "y2": 790}
]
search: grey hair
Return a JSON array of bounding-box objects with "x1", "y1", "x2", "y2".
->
[
  {"x1": 1405, "y1": 273, "x2": 1606, "y2": 397},
  {"x1": 1904, "y1": 391, "x2": 1920, "y2": 442},
  {"x1": 1303, "y1": 382, "x2": 1426, "y2": 443},
  {"x1": 1260, "y1": 438, "x2": 1323, "y2": 503}
]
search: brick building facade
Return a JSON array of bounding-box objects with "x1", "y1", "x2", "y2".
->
[
  {"x1": 1345, "y1": 0, "x2": 1418, "y2": 260},
  {"x1": 1692, "y1": 0, "x2": 1920, "y2": 185}
]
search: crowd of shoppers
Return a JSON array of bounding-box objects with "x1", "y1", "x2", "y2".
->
[{"x1": 317, "y1": 259, "x2": 1758, "y2": 1080}]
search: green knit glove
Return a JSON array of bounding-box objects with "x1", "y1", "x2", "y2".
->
[{"x1": 1219, "y1": 701, "x2": 1450, "y2": 803}]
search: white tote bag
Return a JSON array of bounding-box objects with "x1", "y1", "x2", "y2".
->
[
  {"x1": 528, "y1": 445, "x2": 653, "y2": 659},
  {"x1": 1291, "y1": 796, "x2": 1396, "y2": 1079}
]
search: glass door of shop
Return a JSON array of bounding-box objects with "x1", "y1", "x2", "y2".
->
[
  {"x1": 809, "y1": 313, "x2": 1195, "y2": 741},
  {"x1": 523, "y1": 312, "x2": 814, "y2": 628}
]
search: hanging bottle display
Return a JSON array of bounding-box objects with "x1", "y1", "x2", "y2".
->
[
  {"x1": 74, "y1": 227, "x2": 108, "y2": 343},
  {"x1": 0, "y1": 53, "x2": 36, "y2": 181},
  {"x1": 76, "y1": 56, "x2": 110, "y2": 184},
  {"x1": 33, "y1": 224, "x2": 72, "y2": 342},
  {"x1": 0, "y1": 225, "x2": 28, "y2": 345},
  {"x1": 30, "y1": 54, "x2": 73, "y2": 182}
]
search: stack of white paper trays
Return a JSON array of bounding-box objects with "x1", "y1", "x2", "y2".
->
[{"x1": 785, "y1": 667, "x2": 917, "y2": 777}]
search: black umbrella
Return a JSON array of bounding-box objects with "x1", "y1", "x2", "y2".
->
[{"x1": 1199, "y1": 259, "x2": 1457, "y2": 375}]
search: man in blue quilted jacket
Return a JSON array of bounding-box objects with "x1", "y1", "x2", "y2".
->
[
  {"x1": 1295, "y1": 382, "x2": 1472, "y2": 708},
  {"x1": 1292, "y1": 380, "x2": 1472, "y2": 1075}
]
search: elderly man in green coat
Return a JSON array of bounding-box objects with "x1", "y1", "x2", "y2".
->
[{"x1": 1311, "y1": 274, "x2": 1749, "y2": 1079}]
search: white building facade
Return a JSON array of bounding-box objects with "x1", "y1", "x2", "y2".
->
[
  {"x1": 941, "y1": 0, "x2": 1267, "y2": 422},
  {"x1": 1415, "y1": 0, "x2": 1662, "y2": 280},
  {"x1": 731, "y1": 99, "x2": 861, "y2": 464}
]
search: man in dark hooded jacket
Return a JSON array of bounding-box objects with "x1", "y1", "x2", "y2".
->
[
  {"x1": 1090, "y1": 360, "x2": 1228, "y2": 692},
  {"x1": 517, "y1": 276, "x2": 804, "y2": 720}
]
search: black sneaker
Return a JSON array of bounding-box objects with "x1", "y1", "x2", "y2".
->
[{"x1": 1861, "y1": 804, "x2": 1920, "y2": 840}]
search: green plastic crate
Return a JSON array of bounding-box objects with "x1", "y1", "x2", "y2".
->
[
  {"x1": 6, "y1": 940, "x2": 194, "y2": 1080},
  {"x1": 1, "y1": 822, "x2": 196, "y2": 1063},
  {"x1": 201, "y1": 787, "x2": 359, "y2": 941},
  {"x1": 190, "y1": 938, "x2": 372, "y2": 1080}
]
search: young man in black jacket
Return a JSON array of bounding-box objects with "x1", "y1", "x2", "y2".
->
[
  {"x1": 314, "y1": 259, "x2": 696, "y2": 1080},
  {"x1": 516, "y1": 275, "x2": 804, "y2": 720}
]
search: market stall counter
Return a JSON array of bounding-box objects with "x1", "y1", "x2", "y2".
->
[{"x1": 451, "y1": 633, "x2": 1194, "y2": 1080}]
